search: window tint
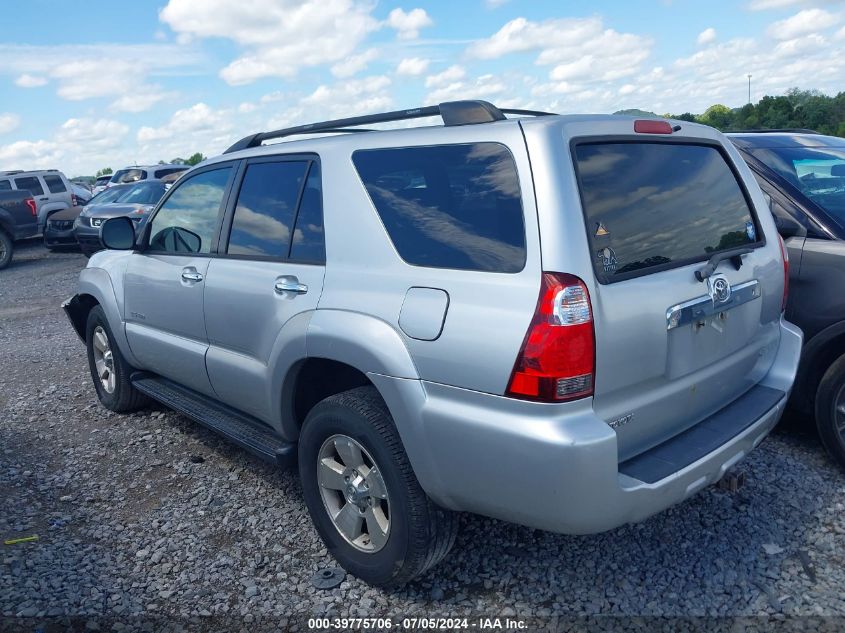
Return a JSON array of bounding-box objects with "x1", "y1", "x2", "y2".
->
[
  {"x1": 148, "y1": 167, "x2": 231, "y2": 254},
  {"x1": 14, "y1": 176, "x2": 44, "y2": 196},
  {"x1": 0, "y1": 180, "x2": 10, "y2": 191},
  {"x1": 154, "y1": 167, "x2": 188, "y2": 178},
  {"x1": 290, "y1": 163, "x2": 325, "y2": 263},
  {"x1": 43, "y1": 175, "x2": 67, "y2": 193},
  {"x1": 228, "y1": 161, "x2": 309, "y2": 258},
  {"x1": 95, "y1": 176, "x2": 112, "y2": 185},
  {"x1": 574, "y1": 143, "x2": 759, "y2": 282},
  {"x1": 120, "y1": 182, "x2": 166, "y2": 205},
  {"x1": 352, "y1": 143, "x2": 526, "y2": 273},
  {"x1": 90, "y1": 185, "x2": 130, "y2": 205}
]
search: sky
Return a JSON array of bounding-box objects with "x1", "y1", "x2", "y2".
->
[{"x1": 1, "y1": 0, "x2": 844, "y2": 176}]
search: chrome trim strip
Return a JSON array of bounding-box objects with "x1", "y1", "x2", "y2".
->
[{"x1": 666, "y1": 280, "x2": 760, "y2": 330}]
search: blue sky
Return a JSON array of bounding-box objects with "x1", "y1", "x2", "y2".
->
[{"x1": 1, "y1": 0, "x2": 843, "y2": 176}]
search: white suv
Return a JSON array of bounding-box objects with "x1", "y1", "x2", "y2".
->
[{"x1": 0, "y1": 169, "x2": 76, "y2": 232}]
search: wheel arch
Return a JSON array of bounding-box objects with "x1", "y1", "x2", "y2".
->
[{"x1": 793, "y1": 321, "x2": 845, "y2": 414}]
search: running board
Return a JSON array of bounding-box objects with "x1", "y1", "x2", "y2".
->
[{"x1": 131, "y1": 372, "x2": 296, "y2": 467}]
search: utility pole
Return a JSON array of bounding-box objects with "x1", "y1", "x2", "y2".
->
[{"x1": 747, "y1": 74, "x2": 752, "y2": 104}]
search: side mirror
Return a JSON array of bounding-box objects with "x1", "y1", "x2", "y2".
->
[
  {"x1": 101, "y1": 216, "x2": 136, "y2": 250},
  {"x1": 773, "y1": 213, "x2": 806, "y2": 240}
]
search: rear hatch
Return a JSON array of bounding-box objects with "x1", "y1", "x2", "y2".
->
[{"x1": 566, "y1": 129, "x2": 783, "y2": 461}]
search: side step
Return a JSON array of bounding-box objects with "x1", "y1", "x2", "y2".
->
[{"x1": 131, "y1": 372, "x2": 296, "y2": 467}]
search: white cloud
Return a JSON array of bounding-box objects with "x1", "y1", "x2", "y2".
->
[
  {"x1": 56, "y1": 118, "x2": 129, "y2": 150},
  {"x1": 14, "y1": 73, "x2": 47, "y2": 88},
  {"x1": 396, "y1": 57, "x2": 430, "y2": 76},
  {"x1": 386, "y1": 8, "x2": 433, "y2": 40},
  {"x1": 425, "y1": 65, "x2": 466, "y2": 88},
  {"x1": 0, "y1": 113, "x2": 20, "y2": 135},
  {"x1": 160, "y1": 0, "x2": 379, "y2": 85},
  {"x1": 467, "y1": 16, "x2": 651, "y2": 87},
  {"x1": 837, "y1": 25, "x2": 845, "y2": 39},
  {"x1": 238, "y1": 102, "x2": 258, "y2": 114},
  {"x1": 749, "y1": 0, "x2": 840, "y2": 10},
  {"x1": 331, "y1": 48, "x2": 379, "y2": 78},
  {"x1": 767, "y1": 8, "x2": 840, "y2": 40},
  {"x1": 697, "y1": 27, "x2": 717, "y2": 45},
  {"x1": 111, "y1": 91, "x2": 167, "y2": 113},
  {"x1": 425, "y1": 73, "x2": 507, "y2": 104},
  {"x1": 0, "y1": 140, "x2": 62, "y2": 171},
  {"x1": 301, "y1": 75, "x2": 392, "y2": 116},
  {"x1": 138, "y1": 103, "x2": 233, "y2": 146},
  {"x1": 485, "y1": 0, "x2": 510, "y2": 7}
]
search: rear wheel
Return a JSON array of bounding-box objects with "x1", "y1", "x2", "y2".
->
[
  {"x1": 85, "y1": 305, "x2": 148, "y2": 412},
  {"x1": 815, "y1": 354, "x2": 845, "y2": 469},
  {"x1": 0, "y1": 230, "x2": 12, "y2": 269},
  {"x1": 299, "y1": 386, "x2": 458, "y2": 588}
]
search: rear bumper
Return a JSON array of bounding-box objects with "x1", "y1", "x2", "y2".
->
[{"x1": 371, "y1": 318, "x2": 802, "y2": 535}]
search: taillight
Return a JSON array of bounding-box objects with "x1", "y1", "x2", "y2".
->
[
  {"x1": 25, "y1": 198, "x2": 36, "y2": 217},
  {"x1": 506, "y1": 272, "x2": 595, "y2": 402},
  {"x1": 778, "y1": 235, "x2": 789, "y2": 312}
]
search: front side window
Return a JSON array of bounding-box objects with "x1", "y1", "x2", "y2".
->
[
  {"x1": 352, "y1": 143, "x2": 526, "y2": 273},
  {"x1": 227, "y1": 161, "x2": 309, "y2": 258},
  {"x1": 147, "y1": 167, "x2": 231, "y2": 254},
  {"x1": 0, "y1": 180, "x2": 10, "y2": 191},
  {"x1": 574, "y1": 142, "x2": 760, "y2": 282},
  {"x1": 14, "y1": 176, "x2": 44, "y2": 196},
  {"x1": 43, "y1": 175, "x2": 67, "y2": 193}
]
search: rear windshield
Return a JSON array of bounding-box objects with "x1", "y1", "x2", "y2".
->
[
  {"x1": 574, "y1": 142, "x2": 760, "y2": 283},
  {"x1": 111, "y1": 168, "x2": 147, "y2": 184}
]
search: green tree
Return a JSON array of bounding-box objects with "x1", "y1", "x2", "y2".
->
[
  {"x1": 699, "y1": 104, "x2": 734, "y2": 129},
  {"x1": 95, "y1": 167, "x2": 113, "y2": 177},
  {"x1": 185, "y1": 152, "x2": 206, "y2": 166}
]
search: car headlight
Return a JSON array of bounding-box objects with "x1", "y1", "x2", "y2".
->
[{"x1": 91, "y1": 218, "x2": 103, "y2": 227}]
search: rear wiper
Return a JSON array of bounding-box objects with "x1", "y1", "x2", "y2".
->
[{"x1": 695, "y1": 247, "x2": 753, "y2": 282}]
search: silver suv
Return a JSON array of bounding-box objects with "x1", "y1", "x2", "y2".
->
[
  {"x1": 106, "y1": 164, "x2": 189, "y2": 187},
  {"x1": 0, "y1": 169, "x2": 75, "y2": 232},
  {"x1": 63, "y1": 101, "x2": 802, "y2": 587}
]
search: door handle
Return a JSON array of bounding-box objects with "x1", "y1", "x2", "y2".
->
[
  {"x1": 39, "y1": 197, "x2": 48, "y2": 201},
  {"x1": 181, "y1": 270, "x2": 203, "y2": 282},
  {"x1": 274, "y1": 279, "x2": 308, "y2": 295}
]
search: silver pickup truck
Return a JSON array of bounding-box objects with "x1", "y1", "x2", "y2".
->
[{"x1": 64, "y1": 101, "x2": 802, "y2": 587}]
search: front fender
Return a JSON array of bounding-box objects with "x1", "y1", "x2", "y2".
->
[{"x1": 74, "y1": 267, "x2": 141, "y2": 368}]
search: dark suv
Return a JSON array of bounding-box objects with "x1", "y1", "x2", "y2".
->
[{"x1": 730, "y1": 131, "x2": 845, "y2": 467}]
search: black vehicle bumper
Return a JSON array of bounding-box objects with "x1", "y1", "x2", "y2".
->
[
  {"x1": 62, "y1": 295, "x2": 87, "y2": 342},
  {"x1": 44, "y1": 226, "x2": 77, "y2": 247}
]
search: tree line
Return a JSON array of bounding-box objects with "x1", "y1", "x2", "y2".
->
[{"x1": 618, "y1": 89, "x2": 845, "y2": 137}]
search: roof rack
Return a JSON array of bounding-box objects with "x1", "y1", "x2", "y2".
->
[
  {"x1": 224, "y1": 100, "x2": 554, "y2": 154},
  {"x1": 729, "y1": 128, "x2": 820, "y2": 134}
]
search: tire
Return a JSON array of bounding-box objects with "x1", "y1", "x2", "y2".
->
[
  {"x1": 0, "y1": 230, "x2": 12, "y2": 270},
  {"x1": 815, "y1": 354, "x2": 845, "y2": 469},
  {"x1": 299, "y1": 386, "x2": 458, "y2": 588},
  {"x1": 85, "y1": 305, "x2": 148, "y2": 412}
]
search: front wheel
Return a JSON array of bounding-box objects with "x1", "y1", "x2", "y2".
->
[
  {"x1": 0, "y1": 230, "x2": 13, "y2": 269},
  {"x1": 815, "y1": 354, "x2": 845, "y2": 469},
  {"x1": 85, "y1": 305, "x2": 148, "y2": 412},
  {"x1": 299, "y1": 386, "x2": 458, "y2": 588}
]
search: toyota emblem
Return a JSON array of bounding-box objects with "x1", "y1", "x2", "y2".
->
[{"x1": 710, "y1": 275, "x2": 731, "y2": 304}]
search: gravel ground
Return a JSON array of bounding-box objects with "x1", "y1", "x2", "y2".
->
[{"x1": 1, "y1": 240, "x2": 845, "y2": 632}]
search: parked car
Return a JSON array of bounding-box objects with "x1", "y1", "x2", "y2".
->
[
  {"x1": 44, "y1": 206, "x2": 83, "y2": 251},
  {"x1": 92, "y1": 175, "x2": 113, "y2": 196},
  {"x1": 730, "y1": 130, "x2": 845, "y2": 467},
  {"x1": 0, "y1": 190, "x2": 38, "y2": 269},
  {"x1": 70, "y1": 182, "x2": 92, "y2": 206},
  {"x1": 106, "y1": 164, "x2": 189, "y2": 188},
  {"x1": 73, "y1": 181, "x2": 166, "y2": 256},
  {"x1": 64, "y1": 101, "x2": 801, "y2": 587},
  {"x1": 0, "y1": 169, "x2": 74, "y2": 232}
]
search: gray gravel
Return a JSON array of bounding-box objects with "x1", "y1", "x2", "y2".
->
[{"x1": 2, "y1": 240, "x2": 845, "y2": 631}]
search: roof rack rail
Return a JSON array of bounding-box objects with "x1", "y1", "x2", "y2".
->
[
  {"x1": 224, "y1": 100, "x2": 555, "y2": 153},
  {"x1": 729, "y1": 128, "x2": 820, "y2": 134}
]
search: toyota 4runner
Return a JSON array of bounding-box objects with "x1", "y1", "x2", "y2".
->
[{"x1": 64, "y1": 101, "x2": 802, "y2": 587}]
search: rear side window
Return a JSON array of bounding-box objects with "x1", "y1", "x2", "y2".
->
[
  {"x1": 154, "y1": 167, "x2": 187, "y2": 179},
  {"x1": 112, "y1": 169, "x2": 147, "y2": 184},
  {"x1": 0, "y1": 180, "x2": 10, "y2": 191},
  {"x1": 43, "y1": 175, "x2": 67, "y2": 193},
  {"x1": 352, "y1": 143, "x2": 526, "y2": 273},
  {"x1": 574, "y1": 143, "x2": 760, "y2": 283},
  {"x1": 14, "y1": 176, "x2": 44, "y2": 196},
  {"x1": 228, "y1": 161, "x2": 309, "y2": 259},
  {"x1": 290, "y1": 163, "x2": 324, "y2": 263}
]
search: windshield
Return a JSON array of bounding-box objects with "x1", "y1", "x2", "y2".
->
[
  {"x1": 117, "y1": 182, "x2": 166, "y2": 205},
  {"x1": 110, "y1": 168, "x2": 147, "y2": 184},
  {"x1": 88, "y1": 186, "x2": 129, "y2": 205},
  {"x1": 750, "y1": 145, "x2": 845, "y2": 225}
]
